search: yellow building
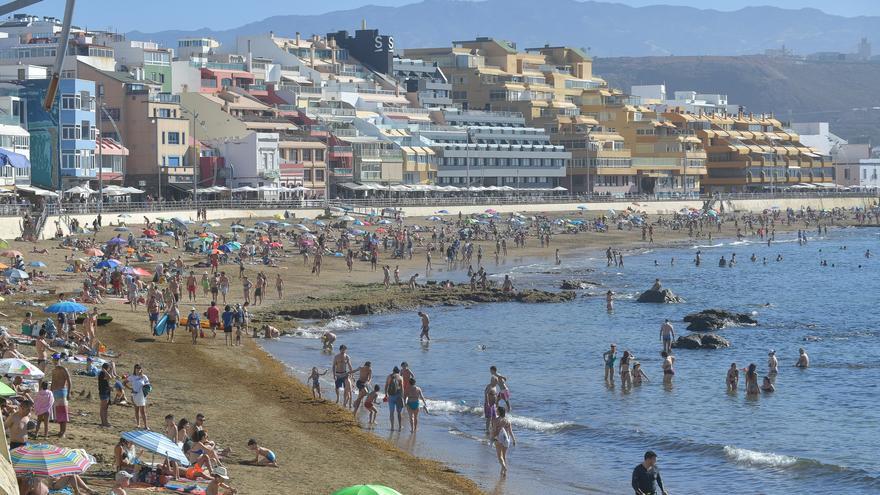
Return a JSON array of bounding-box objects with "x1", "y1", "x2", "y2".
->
[{"x1": 664, "y1": 110, "x2": 832, "y2": 192}]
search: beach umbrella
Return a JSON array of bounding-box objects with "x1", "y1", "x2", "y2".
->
[
  {"x1": 0, "y1": 250, "x2": 21, "y2": 258},
  {"x1": 84, "y1": 248, "x2": 104, "y2": 257},
  {"x1": 273, "y1": 213, "x2": 285, "y2": 220},
  {"x1": 314, "y1": 220, "x2": 326, "y2": 227},
  {"x1": 377, "y1": 219, "x2": 392, "y2": 225},
  {"x1": 121, "y1": 430, "x2": 189, "y2": 466},
  {"x1": 339, "y1": 215, "x2": 355, "y2": 222},
  {"x1": 577, "y1": 205, "x2": 588, "y2": 210},
  {"x1": 106, "y1": 237, "x2": 127, "y2": 245},
  {"x1": 122, "y1": 267, "x2": 151, "y2": 277},
  {"x1": 269, "y1": 242, "x2": 283, "y2": 248},
  {"x1": 117, "y1": 214, "x2": 131, "y2": 218},
  {"x1": 3, "y1": 268, "x2": 28, "y2": 280},
  {"x1": 485, "y1": 208, "x2": 497, "y2": 214},
  {"x1": 45, "y1": 301, "x2": 88, "y2": 314},
  {"x1": 293, "y1": 224, "x2": 311, "y2": 232},
  {"x1": 0, "y1": 240, "x2": 8, "y2": 249},
  {"x1": 427, "y1": 216, "x2": 441, "y2": 221},
  {"x1": 224, "y1": 242, "x2": 241, "y2": 251},
  {"x1": 113, "y1": 226, "x2": 129, "y2": 232},
  {"x1": 230, "y1": 225, "x2": 245, "y2": 232},
  {"x1": 436, "y1": 209, "x2": 449, "y2": 214},
  {"x1": 0, "y1": 358, "x2": 44, "y2": 378},
  {"x1": 143, "y1": 229, "x2": 158, "y2": 237},
  {"x1": 332, "y1": 485, "x2": 403, "y2": 495},
  {"x1": 352, "y1": 219, "x2": 365, "y2": 226},
  {"x1": 28, "y1": 261, "x2": 46, "y2": 267},
  {"x1": 375, "y1": 228, "x2": 387, "y2": 234},
  {"x1": 0, "y1": 381, "x2": 15, "y2": 397},
  {"x1": 11, "y1": 444, "x2": 93, "y2": 478},
  {"x1": 202, "y1": 221, "x2": 221, "y2": 227},
  {"x1": 349, "y1": 229, "x2": 366, "y2": 235}
]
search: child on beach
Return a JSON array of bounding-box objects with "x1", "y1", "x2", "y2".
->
[
  {"x1": 110, "y1": 471, "x2": 133, "y2": 495},
  {"x1": 33, "y1": 381, "x2": 53, "y2": 437},
  {"x1": 365, "y1": 385, "x2": 380, "y2": 425},
  {"x1": 632, "y1": 362, "x2": 648, "y2": 386},
  {"x1": 205, "y1": 466, "x2": 236, "y2": 495},
  {"x1": 245, "y1": 439, "x2": 278, "y2": 467},
  {"x1": 308, "y1": 367, "x2": 328, "y2": 399}
]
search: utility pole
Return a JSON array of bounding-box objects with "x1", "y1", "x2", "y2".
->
[{"x1": 96, "y1": 83, "x2": 103, "y2": 212}]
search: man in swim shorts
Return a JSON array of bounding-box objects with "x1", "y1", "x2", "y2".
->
[
  {"x1": 660, "y1": 320, "x2": 675, "y2": 354},
  {"x1": 384, "y1": 367, "x2": 405, "y2": 431},
  {"x1": 332, "y1": 345, "x2": 353, "y2": 404},
  {"x1": 418, "y1": 311, "x2": 430, "y2": 342}
]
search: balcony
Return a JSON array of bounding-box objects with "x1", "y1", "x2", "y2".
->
[
  {"x1": 148, "y1": 93, "x2": 180, "y2": 104},
  {"x1": 329, "y1": 146, "x2": 353, "y2": 157}
]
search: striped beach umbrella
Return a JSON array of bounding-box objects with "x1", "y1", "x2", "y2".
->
[
  {"x1": 0, "y1": 358, "x2": 45, "y2": 379},
  {"x1": 332, "y1": 485, "x2": 403, "y2": 495},
  {"x1": 121, "y1": 430, "x2": 189, "y2": 466},
  {"x1": 10, "y1": 444, "x2": 94, "y2": 477}
]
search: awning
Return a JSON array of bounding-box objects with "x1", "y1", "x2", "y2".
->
[
  {"x1": 16, "y1": 184, "x2": 57, "y2": 197},
  {"x1": 0, "y1": 148, "x2": 30, "y2": 169}
]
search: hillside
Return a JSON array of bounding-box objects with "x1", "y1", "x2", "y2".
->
[
  {"x1": 593, "y1": 55, "x2": 880, "y2": 142},
  {"x1": 129, "y1": 0, "x2": 880, "y2": 57}
]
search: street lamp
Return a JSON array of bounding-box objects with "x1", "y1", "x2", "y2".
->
[
  {"x1": 99, "y1": 102, "x2": 124, "y2": 208},
  {"x1": 180, "y1": 106, "x2": 203, "y2": 211}
]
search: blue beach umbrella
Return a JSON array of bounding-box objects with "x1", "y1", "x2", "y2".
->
[
  {"x1": 377, "y1": 219, "x2": 392, "y2": 225},
  {"x1": 96, "y1": 259, "x2": 121, "y2": 269},
  {"x1": 121, "y1": 430, "x2": 189, "y2": 466},
  {"x1": 28, "y1": 261, "x2": 47, "y2": 267},
  {"x1": 45, "y1": 301, "x2": 88, "y2": 314},
  {"x1": 3, "y1": 268, "x2": 28, "y2": 280},
  {"x1": 106, "y1": 237, "x2": 127, "y2": 245},
  {"x1": 113, "y1": 226, "x2": 128, "y2": 232}
]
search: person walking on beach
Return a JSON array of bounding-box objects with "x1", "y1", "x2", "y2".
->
[
  {"x1": 385, "y1": 367, "x2": 405, "y2": 431},
  {"x1": 632, "y1": 450, "x2": 668, "y2": 495},
  {"x1": 418, "y1": 311, "x2": 430, "y2": 342},
  {"x1": 490, "y1": 366, "x2": 511, "y2": 411},
  {"x1": 603, "y1": 344, "x2": 617, "y2": 383},
  {"x1": 660, "y1": 320, "x2": 675, "y2": 354},
  {"x1": 425, "y1": 250, "x2": 433, "y2": 272},
  {"x1": 126, "y1": 364, "x2": 150, "y2": 429},
  {"x1": 187, "y1": 307, "x2": 201, "y2": 344},
  {"x1": 333, "y1": 345, "x2": 353, "y2": 405},
  {"x1": 404, "y1": 378, "x2": 428, "y2": 432},
  {"x1": 491, "y1": 406, "x2": 516, "y2": 477},
  {"x1": 98, "y1": 362, "x2": 113, "y2": 427}
]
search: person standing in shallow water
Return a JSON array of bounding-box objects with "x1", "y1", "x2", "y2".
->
[
  {"x1": 491, "y1": 406, "x2": 516, "y2": 477},
  {"x1": 632, "y1": 450, "x2": 668, "y2": 495},
  {"x1": 603, "y1": 344, "x2": 617, "y2": 383}
]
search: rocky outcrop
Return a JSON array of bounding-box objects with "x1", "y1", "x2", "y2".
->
[
  {"x1": 637, "y1": 288, "x2": 684, "y2": 303},
  {"x1": 672, "y1": 333, "x2": 730, "y2": 350},
  {"x1": 683, "y1": 309, "x2": 757, "y2": 331},
  {"x1": 560, "y1": 279, "x2": 601, "y2": 290},
  {"x1": 276, "y1": 285, "x2": 576, "y2": 319}
]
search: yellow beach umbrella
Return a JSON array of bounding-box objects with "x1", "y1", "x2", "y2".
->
[{"x1": 0, "y1": 240, "x2": 8, "y2": 249}]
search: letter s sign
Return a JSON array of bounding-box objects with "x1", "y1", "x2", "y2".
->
[{"x1": 375, "y1": 36, "x2": 383, "y2": 52}]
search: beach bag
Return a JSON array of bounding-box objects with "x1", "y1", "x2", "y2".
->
[{"x1": 142, "y1": 384, "x2": 152, "y2": 397}]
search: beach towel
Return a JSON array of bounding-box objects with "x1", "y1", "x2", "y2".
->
[
  {"x1": 164, "y1": 479, "x2": 209, "y2": 495},
  {"x1": 52, "y1": 389, "x2": 69, "y2": 423}
]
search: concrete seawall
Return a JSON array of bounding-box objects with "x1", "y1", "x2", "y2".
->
[{"x1": 1, "y1": 195, "x2": 873, "y2": 240}]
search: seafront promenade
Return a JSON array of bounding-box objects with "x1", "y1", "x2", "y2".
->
[{"x1": 0, "y1": 192, "x2": 875, "y2": 239}]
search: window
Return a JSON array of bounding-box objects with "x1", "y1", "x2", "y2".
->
[
  {"x1": 303, "y1": 169, "x2": 312, "y2": 181},
  {"x1": 168, "y1": 156, "x2": 181, "y2": 166},
  {"x1": 302, "y1": 149, "x2": 312, "y2": 161},
  {"x1": 156, "y1": 108, "x2": 171, "y2": 118},
  {"x1": 315, "y1": 150, "x2": 324, "y2": 161},
  {"x1": 62, "y1": 125, "x2": 77, "y2": 140},
  {"x1": 315, "y1": 169, "x2": 324, "y2": 181},
  {"x1": 61, "y1": 94, "x2": 77, "y2": 110},
  {"x1": 61, "y1": 151, "x2": 75, "y2": 169},
  {"x1": 167, "y1": 132, "x2": 181, "y2": 145}
]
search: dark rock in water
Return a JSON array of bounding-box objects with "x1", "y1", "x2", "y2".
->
[
  {"x1": 699, "y1": 333, "x2": 731, "y2": 349},
  {"x1": 560, "y1": 279, "x2": 601, "y2": 290},
  {"x1": 683, "y1": 309, "x2": 757, "y2": 331},
  {"x1": 637, "y1": 288, "x2": 684, "y2": 303},
  {"x1": 672, "y1": 333, "x2": 730, "y2": 350}
]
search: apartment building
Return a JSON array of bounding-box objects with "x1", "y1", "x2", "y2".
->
[
  {"x1": 77, "y1": 61, "x2": 190, "y2": 197},
  {"x1": 278, "y1": 132, "x2": 327, "y2": 195},
  {"x1": 101, "y1": 34, "x2": 173, "y2": 92},
  {"x1": 0, "y1": 94, "x2": 29, "y2": 189},
  {"x1": 392, "y1": 57, "x2": 452, "y2": 108}
]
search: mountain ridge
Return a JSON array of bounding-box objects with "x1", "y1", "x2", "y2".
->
[{"x1": 128, "y1": 0, "x2": 880, "y2": 57}]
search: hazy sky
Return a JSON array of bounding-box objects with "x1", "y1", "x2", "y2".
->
[{"x1": 16, "y1": 0, "x2": 880, "y2": 32}]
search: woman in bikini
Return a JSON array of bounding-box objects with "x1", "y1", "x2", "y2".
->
[
  {"x1": 619, "y1": 350, "x2": 633, "y2": 388},
  {"x1": 491, "y1": 406, "x2": 516, "y2": 477},
  {"x1": 745, "y1": 363, "x2": 760, "y2": 396},
  {"x1": 661, "y1": 351, "x2": 675, "y2": 385}
]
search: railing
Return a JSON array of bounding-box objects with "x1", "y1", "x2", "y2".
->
[
  {"x1": 30, "y1": 191, "x2": 877, "y2": 217},
  {"x1": 330, "y1": 146, "x2": 353, "y2": 154}
]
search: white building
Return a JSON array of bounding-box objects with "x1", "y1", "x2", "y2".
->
[
  {"x1": 0, "y1": 63, "x2": 46, "y2": 80},
  {"x1": 207, "y1": 131, "x2": 280, "y2": 190},
  {"x1": 631, "y1": 84, "x2": 740, "y2": 115},
  {"x1": 0, "y1": 94, "x2": 30, "y2": 187},
  {"x1": 788, "y1": 122, "x2": 848, "y2": 157}
]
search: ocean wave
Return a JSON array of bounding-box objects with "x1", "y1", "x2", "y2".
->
[
  {"x1": 426, "y1": 399, "x2": 577, "y2": 433},
  {"x1": 692, "y1": 243, "x2": 724, "y2": 249},
  {"x1": 289, "y1": 316, "x2": 362, "y2": 339},
  {"x1": 723, "y1": 446, "x2": 798, "y2": 467}
]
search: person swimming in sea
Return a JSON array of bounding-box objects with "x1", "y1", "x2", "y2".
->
[
  {"x1": 606, "y1": 290, "x2": 614, "y2": 312},
  {"x1": 761, "y1": 376, "x2": 775, "y2": 393},
  {"x1": 796, "y1": 348, "x2": 810, "y2": 368},
  {"x1": 726, "y1": 362, "x2": 739, "y2": 391}
]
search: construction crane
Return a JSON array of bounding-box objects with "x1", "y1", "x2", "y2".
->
[{"x1": 0, "y1": 0, "x2": 77, "y2": 111}]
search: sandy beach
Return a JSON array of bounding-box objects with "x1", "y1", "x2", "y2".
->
[{"x1": 0, "y1": 206, "x2": 865, "y2": 494}]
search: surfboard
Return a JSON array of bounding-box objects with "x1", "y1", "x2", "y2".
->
[{"x1": 154, "y1": 314, "x2": 169, "y2": 336}]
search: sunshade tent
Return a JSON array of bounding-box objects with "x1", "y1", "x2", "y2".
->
[
  {"x1": 121, "y1": 430, "x2": 189, "y2": 465},
  {"x1": 0, "y1": 382, "x2": 15, "y2": 397},
  {"x1": 28, "y1": 261, "x2": 46, "y2": 267},
  {"x1": 10, "y1": 444, "x2": 94, "y2": 477},
  {"x1": 3, "y1": 269, "x2": 28, "y2": 280},
  {"x1": 45, "y1": 301, "x2": 88, "y2": 313}
]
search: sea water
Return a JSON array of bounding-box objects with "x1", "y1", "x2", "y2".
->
[{"x1": 263, "y1": 227, "x2": 880, "y2": 494}]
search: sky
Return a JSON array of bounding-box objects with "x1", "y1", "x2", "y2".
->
[{"x1": 14, "y1": 0, "x2": 880, "y2": 33}]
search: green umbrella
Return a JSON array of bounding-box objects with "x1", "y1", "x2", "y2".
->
[
  {"x1": 332, "y1": 485, "x2": 403, "y2": 495},
  {"x1": 0, "y1": 381, "x2": 15, "y2": 397}
]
